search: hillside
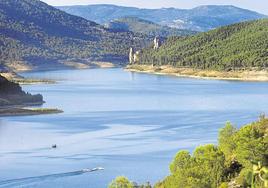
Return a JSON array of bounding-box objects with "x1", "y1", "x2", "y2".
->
[
  {"x1": 110, "y1": 116, "x2": 268, "y2": 188},
  {"x1": 0, "y1": 0, "x2": 150, "y2": 72},
  {"x1": 0, "y1": 75, "x2": 43, "y2": 106},
  {"x1": 133, "y1": 19, "x2": 268, "y2": 71},
  {"x1": 58, "y1": 4, "x2": 267, "y2": 31},
  {"x1": 105, "y1": 17, "x2": 196, "y2": 37}
]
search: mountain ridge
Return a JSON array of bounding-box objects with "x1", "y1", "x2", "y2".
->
[
  {"x1": 105, "y1": 16, "x2": 197, "y2": 37},
  {"x1": 57, "y1": 4, "x2": 267, "y2": 31}
]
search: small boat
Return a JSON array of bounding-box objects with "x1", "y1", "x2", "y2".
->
[
  {"x1": 51, "y1": 144, "x2": 57, "y2": 148},
  {"x1": 82, "y1": 169, "x2": 91, "y2": 172},
  {"x1": 82, "y1": 167, "x2": 104, "y2": 173},
  {"x1": 91, "y1": 167, "x2": 104, "y2": 171}
]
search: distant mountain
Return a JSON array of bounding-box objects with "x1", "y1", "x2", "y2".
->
[
  {"x1": 105, "y1": 17, "x2": 197, "y2": 37},
  {"x1": 58, "y1": 4, "x2": 267, "y2": 31},
  {"x1": 0, "y1": 0, "x2": 150, "y2": 72},
  {"x1": 134, "y1": 19, "x2": 268, "y2": 71}
]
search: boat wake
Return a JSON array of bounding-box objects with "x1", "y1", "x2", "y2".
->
[{"x1": 0, "y1": 167, "x2": 104, "y2": 188}]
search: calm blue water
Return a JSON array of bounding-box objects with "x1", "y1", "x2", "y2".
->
[{"x1": 0, "y1": 68, "x2": 268, "y2": 188}]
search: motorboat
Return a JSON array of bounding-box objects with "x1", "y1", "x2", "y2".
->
[{"x1": 82, "y1": 167, "x2": 104, "y2": 173}]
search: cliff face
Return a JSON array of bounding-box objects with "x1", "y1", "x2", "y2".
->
[{"x1": 0, "y1": 75, "x2": 43, "y2": 106}]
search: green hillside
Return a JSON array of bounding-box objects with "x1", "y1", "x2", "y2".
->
[
  {"x1": 136, "y1": 19, "x2": 268, "y2": 71},
  {"x1": 106, "y1": 17, "x2": 196, "y2": 37},
  {"x1": 110, "y1": 116, "x2": 268, "y2": 188},
  {"x1": 0, "y1": 0, "x2": 150, "y2": 71},
  {"x1": 155, "y1": 116, "x2": 268, "y2": 188}
]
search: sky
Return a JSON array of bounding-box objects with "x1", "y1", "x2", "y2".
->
[{"x1": 42, "y1": 0, "x2": 268, "y2": 15}]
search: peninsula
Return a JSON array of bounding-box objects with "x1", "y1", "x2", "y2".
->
[{"x1": 0, "y1": 75, "x2": 62, "y2": 116}]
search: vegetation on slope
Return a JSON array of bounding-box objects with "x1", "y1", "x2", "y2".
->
[
  {"x1": 0, "y1": 75, "x2": 43, "y2": 106},
  {"x1": 136, "y1": 19, "x2": 268, "y2": 71},
  {"x1": 0, "y1": 0, "x2": 150, "y2": 71},
  {"x1": 105, "y1": 17, "x2": 196, "y2": 37},
  {"x1": 110, "y1": 116, "x2": 268, "y2": 188},
  {"x1": 109, "y1": 176, "x2": 152, "y2": 188}
]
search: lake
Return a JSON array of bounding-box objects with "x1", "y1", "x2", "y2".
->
[{"x1": 1, "y1": 68, "x2": 268, "y2": 188}]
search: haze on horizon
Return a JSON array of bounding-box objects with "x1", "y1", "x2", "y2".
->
[{"x1": 41, "y1": 0, "x2": 268, "y2": 15}]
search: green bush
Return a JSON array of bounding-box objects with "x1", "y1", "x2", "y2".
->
[
  {"x1": 154, "y1": 116, "x2": 268, "y2": 188},
  {"x1": 109, "y1": 176, "x2": 134, "y2": 188}
]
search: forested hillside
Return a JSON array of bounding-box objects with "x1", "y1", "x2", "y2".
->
[
  {"x1": 110, "y1": 116, "x2": 268, "y2": 188},
  {"x1": 136, "y1": 19, "x2": 268, "y2": 71},
  {"x1": 155, "y1": 116, "x2": 268, "y2": 188},
  {"x1": 106, "y1": 17, "x2": 196, "y2": 38},
  {"x1": 0, "y1": 0, "x2": 150, "y2": 71},
  {"x1": 0, "y1": 75, "x2": 43, "y2": 106}
]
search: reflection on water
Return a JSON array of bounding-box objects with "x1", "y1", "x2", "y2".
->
[{"x1": 1, "y1": 68, "x2": 268, "y2": 188}]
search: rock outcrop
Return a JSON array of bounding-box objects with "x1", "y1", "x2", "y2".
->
[
  {"x1": 129, "y1": 48, "x2": 141, "y2": 64},
  {"x1": 129, "y1": 47, "x2": 134, "y2": 64},
  {"x1": 133, "y1": 51, "x2": 140, "y2": 63},
  {"x1": 153, "y1": 36, "x2": 161, "y2": 50},
  {"x1": 129, "y1": 36, "x2": 161, "y2": 64}
]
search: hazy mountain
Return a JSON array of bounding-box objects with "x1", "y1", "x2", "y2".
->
[
  {"x1": 0, "y1": 0, "x2": 150, "y2": 72},
  {"x1": 58, "y1": 4, "x2": 267, "y2": 31},
  {"x1": 135, "y1": 19, "x2": 268, "y2": 70},
  {"x1": 105, "y1": 17, "x2": 197, "y2": 37}
]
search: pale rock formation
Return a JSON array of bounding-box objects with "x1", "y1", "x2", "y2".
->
[
  {"x1": 153, "y1": 36, "x2": 161, "y2": 50},
  {"x1": 129, "y1": 48, "x2": 141, "y2": 64},
  {"x1": 129, "y1": 47, "x2": 134, "y2": 64},
  {"x1": 133, "y1": 51, "x2": 140, "y2": 63}
]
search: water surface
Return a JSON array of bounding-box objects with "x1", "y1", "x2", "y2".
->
[{"x1": 0, "y1": 68, "x2": 268, "y2": 188}]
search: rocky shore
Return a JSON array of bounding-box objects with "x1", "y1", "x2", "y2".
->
[{"x1": 126, "y1": 64, "x2": 268, "y2": 81}]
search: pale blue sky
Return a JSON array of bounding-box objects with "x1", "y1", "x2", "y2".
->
[{"x1": 42, "y1": 0, "x2": 268, "y2": 14}]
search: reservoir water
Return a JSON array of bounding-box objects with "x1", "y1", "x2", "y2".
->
[{"x1": 1, "y1": 68, "x2": 268, "y2": 188}]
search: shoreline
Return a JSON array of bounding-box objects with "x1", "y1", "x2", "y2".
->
[
  {"x1": 0, "y1": 72, "x2": 56, "y2": 85},
  {"x1": 126, "y1": 65, "x2": 268, "y2": 82},
  {"x1": 13, "y1": 78, "x2": 56, "y2": 85},
  {"x1": 0, "y1": 107, "x2": 63, "y2": 117},
  {"x1": 1, "y1": 61, "x2": 118, "y2": 85}
]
